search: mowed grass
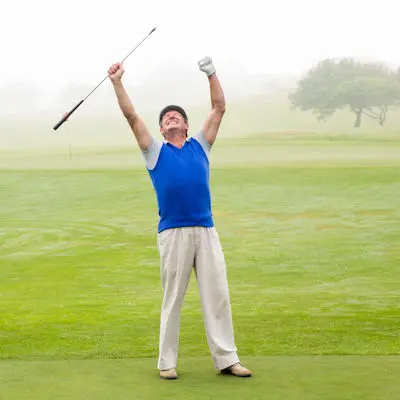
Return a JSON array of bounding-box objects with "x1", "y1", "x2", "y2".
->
[
  {"x1": 1, "y1": 134, "x2": 400, "y2": 398},
  {"x1": 1, "y1": 357, "x2": 400, "y2": 400}
]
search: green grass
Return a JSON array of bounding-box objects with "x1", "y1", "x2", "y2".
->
[
  {"x1": 1, "y1": 134, "x2": 399, "y2": 398},
  {"x1": 1, "y1": 356, "x2": 400, "y2": 400},
  {"x1": 1, "y1": 131, "x2": 400, "y2": 170}
]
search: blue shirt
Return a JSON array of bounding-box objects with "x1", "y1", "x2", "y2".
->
[{"x1": 143, "y1": 132, "x2": 214, "y2": 233}]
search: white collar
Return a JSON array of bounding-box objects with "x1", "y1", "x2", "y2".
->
[{"x1": 164, "y1": 138, "x2": 190, "y2": 144}]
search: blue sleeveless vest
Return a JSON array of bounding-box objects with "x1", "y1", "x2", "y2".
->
[{"x1": 147, "y1": 138, "x2": 214, "y2": 233}]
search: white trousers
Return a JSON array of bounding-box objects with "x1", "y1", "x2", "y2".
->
[{"x1": 156, "y1": 226, "x2": 239, "y2": 371}]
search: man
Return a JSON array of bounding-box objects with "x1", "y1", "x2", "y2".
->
[{"x1": 108, "y1": 57, "x2": 252, "y2": 380}]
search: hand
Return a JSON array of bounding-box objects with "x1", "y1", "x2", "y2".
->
[
  {"x1": 108, "y1": 62, "x2": 124, "y2": 83},
  {"x1": 198, "y1": 56, "x2": 216, "y2": 77}
]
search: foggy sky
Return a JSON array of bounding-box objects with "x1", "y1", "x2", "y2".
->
[
  {"x1": 2, "y1": 0, "x2": 400, "y2": 149},
  {"x1": 3, "y1": 0, "x2": 400, "y2": 92}
]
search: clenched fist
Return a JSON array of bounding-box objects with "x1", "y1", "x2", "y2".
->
[
  {"x1": 108, "y1": 62, "x2": 124, "y2": 83},
  {"x1": 198, "y1": 56, "x2": 216, "y2": 77}
]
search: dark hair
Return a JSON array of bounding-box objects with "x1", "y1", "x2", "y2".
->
[{"x1": 159, "y1": 105, "x2": 188, "y2": 127}]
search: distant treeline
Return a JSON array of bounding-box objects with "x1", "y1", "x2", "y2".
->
[{"x1": 289, "y1": 57, "x2": 400, "y2": 128}]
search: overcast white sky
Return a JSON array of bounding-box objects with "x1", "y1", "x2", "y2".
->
[{"x1": 2, "y1": 0, "x2": 399, "y2": 89}]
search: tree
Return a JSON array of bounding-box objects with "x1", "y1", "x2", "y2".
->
[{"x1": 289, "y1": 58, "x2": 400, "y2": 127}]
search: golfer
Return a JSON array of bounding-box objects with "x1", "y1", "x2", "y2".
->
[{"x1": 108, "y1": 57, "x2": 252, "y2": 380}]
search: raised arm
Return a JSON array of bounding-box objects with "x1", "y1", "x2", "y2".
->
[
  {"x1": 108, "y1": 62, "x2": 152, "y2": 150},
  {"x1": 198, "y1": 57, "x2": 226, "y2": 146}
]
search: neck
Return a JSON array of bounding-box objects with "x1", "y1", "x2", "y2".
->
[{"x1": 164, "y1": 130, "x2": 187, "y2": 148}]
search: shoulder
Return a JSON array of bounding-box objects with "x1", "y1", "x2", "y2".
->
[
  {"x1": 142, "y1": 136, "x2": 164, "y2": 170},
  {"x1": 191, "y1": 130, "x2": 211, "y2": 157}
]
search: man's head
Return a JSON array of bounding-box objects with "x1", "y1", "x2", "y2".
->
[{"x1": 159, "y1": 105, "x2": 189, "y2": 138}]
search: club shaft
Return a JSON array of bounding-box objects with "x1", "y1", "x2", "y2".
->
[
  {"x1": 53, "y1": 27, "x2": 156, "y2": 131},
  {"x1": 82, "y1": 28, "x2": 156, "y2": 103},
  {"x1": 120, "y1": 27, "x2": 156, "y2": 64}
]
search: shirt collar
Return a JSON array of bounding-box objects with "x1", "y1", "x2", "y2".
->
[{"x1": 164, "y1": 138, "x2": 190, "y2": 144}]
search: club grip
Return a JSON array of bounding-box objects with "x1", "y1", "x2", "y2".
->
[{"x1": 53, "y1": 99, "x2": 84, "y2": 131}]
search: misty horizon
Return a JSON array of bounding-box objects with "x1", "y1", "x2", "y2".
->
[{"x1": 2, "y1": 0, "x2": 400, "y2": 150}]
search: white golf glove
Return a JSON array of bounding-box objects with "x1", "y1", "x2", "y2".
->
[{"x1": 198, "y1": 56, "x2": 216, "y2": 77}]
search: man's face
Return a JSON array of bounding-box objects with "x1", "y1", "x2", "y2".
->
[{"x1": 160, "y1": 110, "x2": 188, "y2": 136}]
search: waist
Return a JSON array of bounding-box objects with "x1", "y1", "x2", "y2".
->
[{"x1": 158, "y1": 215, "x2": 214, "y2": 233}]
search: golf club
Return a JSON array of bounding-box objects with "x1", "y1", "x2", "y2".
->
[{"x1": 53, "y1": 27, "x2": 157, "y2": 131}]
